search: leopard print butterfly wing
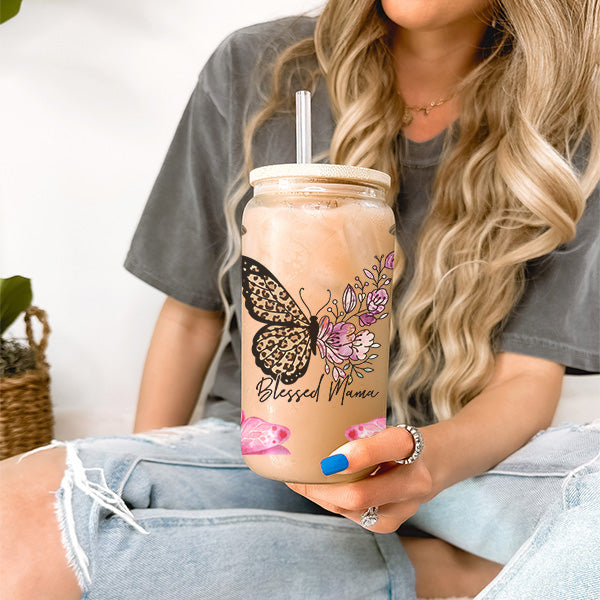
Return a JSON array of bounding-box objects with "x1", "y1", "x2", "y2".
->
[{"x1": 242, "y1": 256, "x2": 318, "y2": 385}]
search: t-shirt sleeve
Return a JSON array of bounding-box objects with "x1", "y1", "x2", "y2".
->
[
  {"x1": 123, "y1": 39, "x2": 237, "y2": 310},
  {"x1": 500, "y1": 187, "x2": 599, "y2": 373},
  {"x1": 124, "y1": 17, "x2": 318, "y2": 310}
]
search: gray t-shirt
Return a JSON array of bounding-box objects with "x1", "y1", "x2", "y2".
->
[{"x1": 124, "y1": 17, "x2": 599, "y2": 424}]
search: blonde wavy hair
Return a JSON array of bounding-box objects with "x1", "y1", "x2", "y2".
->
[{"x1": 219, "y1": 0, "x2": 600, "y2": 423}]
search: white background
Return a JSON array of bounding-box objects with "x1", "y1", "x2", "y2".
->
[{"x1": 0, "y1": 0, "x2": 597, "y2": 440}]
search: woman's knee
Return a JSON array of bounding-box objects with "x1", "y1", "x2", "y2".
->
[{"x1": 0, "y1": 448, "x2": 81, "y2": 600}]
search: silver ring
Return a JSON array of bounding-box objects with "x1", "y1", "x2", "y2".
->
[
  {"x1": 394, "y1": 424, "x2": 424, "y2": 464},
  {"x1": 360, "y1": 506, "x2": 379, "y2": 528}
]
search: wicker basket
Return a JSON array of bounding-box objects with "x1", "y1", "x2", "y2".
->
[{"x1": 0, "y1": 306, "x2": 54, "y2": 460}]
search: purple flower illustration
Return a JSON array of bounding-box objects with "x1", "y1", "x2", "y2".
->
[
  {"x1": 359, "y1": 313, "x2": 377, "y2": 326},
  {"x1": 367, "y1": 289, "x2": 388, "y2": 315},
  {"x1": 350, "y1": 330, "x2": 375, "y2": 360},
  {"x1": 342, "y1": 284, "x2": 357, "y2": 312},
  {"x1": 385, "y1": 252, "x2": 395, "y2": 269},
  {"x1": 317, "y1": 316, "x2": 355, "y2": 364}
]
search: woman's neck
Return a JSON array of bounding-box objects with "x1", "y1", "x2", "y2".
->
[{"x1": 392, "y1": 19, "x2": 488, "y2": 142}]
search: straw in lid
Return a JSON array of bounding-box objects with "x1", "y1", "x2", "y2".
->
[
  {"x1": 249, "y1": 163, "x2": 391, "y2": 190},
  {"x1": 250, "y1": 90, "x2": 391, "y2": 190}
]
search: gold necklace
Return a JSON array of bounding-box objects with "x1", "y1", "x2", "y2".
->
[{"x1": 401, "y1": 96, "x2": 453, "y2": 127}]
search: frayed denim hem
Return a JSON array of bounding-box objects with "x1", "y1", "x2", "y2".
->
[{"x1": 21, "y1": 440, "x2": 149, "y2": 593}]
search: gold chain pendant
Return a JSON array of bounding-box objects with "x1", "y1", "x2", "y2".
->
[{"x1": 401, "y1": 97, "x2": 452, "y2": 127}]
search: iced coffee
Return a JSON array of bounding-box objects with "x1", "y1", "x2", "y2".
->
[{"x1": 241, "y1": 163, "x2": 395, "y2": 484}]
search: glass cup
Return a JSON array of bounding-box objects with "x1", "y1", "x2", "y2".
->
[{"x1": 241, "y1": 163, "x2": 395, "y2": 483}]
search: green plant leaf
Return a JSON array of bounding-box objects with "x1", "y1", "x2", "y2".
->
[
  {"x1": 0, "y1": 276, "x2": 32, "y2": 336},
  {"x1": 0, "y1": 0, "x2": 23, "y2": 24}
]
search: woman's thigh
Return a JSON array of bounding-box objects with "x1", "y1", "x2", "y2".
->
[
  {"x1": 48, "y1": 419, "x2": 416, "y2": 600},
  {"x1": 407, "y1": 421, "x2": 600, "y2": 568}
]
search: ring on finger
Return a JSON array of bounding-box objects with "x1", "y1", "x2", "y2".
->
[
  {"x1": 360, "y1": 506, "x2": 379, "y2": 528},
  {"x1": 394, "y1": 424, "x2": 424, "y2": 464}
]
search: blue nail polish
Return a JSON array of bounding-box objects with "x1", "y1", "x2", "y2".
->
[{"x1": 320, "y1": 454, "x2": 349, "y2": 476}]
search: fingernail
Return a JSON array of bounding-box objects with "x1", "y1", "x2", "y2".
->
[{"x1": 320, "y1": 454, "x2": 349, "y2": 476}]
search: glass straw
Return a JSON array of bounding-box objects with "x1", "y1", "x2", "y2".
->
[{"x1": 295, "y1": 90, "x2": 312, "y2": 163}]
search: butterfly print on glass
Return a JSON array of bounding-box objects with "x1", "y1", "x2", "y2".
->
[
  {"x1": 242, "y1": 256, "x2": 320, "y2": 385},
  {"x1": 242, "y1": 253, "x2": 394, "y2": 385}
]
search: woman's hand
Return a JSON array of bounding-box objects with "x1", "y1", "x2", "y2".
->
[
  {"x1": 286, "y1": 354, "x2": 564, "y2": 533},
  {"x1": 286, "y1": 426, "x2": 434, "y2": 534}
]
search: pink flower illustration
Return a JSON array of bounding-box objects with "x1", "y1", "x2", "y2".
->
[
  {"x1": 332, "y1": 365, "x2": 346, "y2": 381},
  {"x1": 342, "y1": 284, "x2": 357, "y2": 312},
  {"x1": 317, "y1": 316, "x2": 355, "y2": 364},
  {"x1": 385, "y1": 252, "x2": 395, "y2": 269},
  {"x1": 367, "y1": 289, "x2": 388, "y2": 315},
  {"x1": 350, "y1": 330, "x2": 375, "y2": 360},
  {"x1": 240, "y1": 412, "x2": 291, "y2": 455},
  {"x1": 345, "y1": 417, "x2": 387, "y2": 441},
  {"x1": 359, "y1": 313, "x2": 377, "y2": 326}
]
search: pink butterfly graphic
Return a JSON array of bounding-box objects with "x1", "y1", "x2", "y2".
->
[
  {"x1": 345, "y1": 417, "x2": 386, "y2": 441},
  {"x1": 240, "y1": 410, "x2": 291, "y2": 455}
]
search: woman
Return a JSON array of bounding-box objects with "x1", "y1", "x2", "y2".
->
[{"x1": 2, "y1": 0, "x2": 599, "y2": 598}]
